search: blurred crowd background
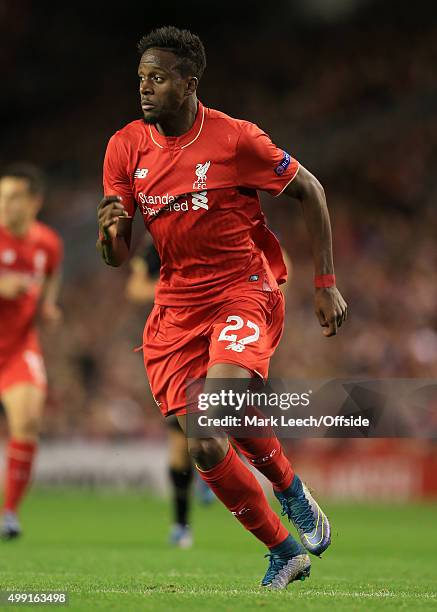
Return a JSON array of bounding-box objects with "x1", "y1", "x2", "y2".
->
[{"x1": 1, "y1": 0, "x2": 436, "y2": 459}]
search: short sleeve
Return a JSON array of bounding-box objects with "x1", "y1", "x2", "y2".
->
[
  {"x1": 236, "y1": 122, "x2": 299, "y2": 196},
  {"x1": 103, "y1": 133, "x2": 137, "y2": 217}
]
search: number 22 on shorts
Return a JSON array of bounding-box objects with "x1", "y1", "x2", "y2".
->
[{"x1": 218, "y1": 316, "x2": 260, "y2": 352}]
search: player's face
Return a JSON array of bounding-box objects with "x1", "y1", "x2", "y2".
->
[
  {"x1": 138, "y1": 49, "x2": 193, "y2": 124},
  {"x1": 0, "y1": 177, "x2": 41, "y2": 228}
]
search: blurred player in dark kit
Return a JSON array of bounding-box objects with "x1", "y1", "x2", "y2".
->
[
  {"x1": 126, "y1": 240, "x2": 215, "y2": 549},
  {"x1": 0, "y1": 165, "x2": 63, "y2": 539},
  {"x1": 97, "y1": 27, "x2": 347, "y2": 589}
]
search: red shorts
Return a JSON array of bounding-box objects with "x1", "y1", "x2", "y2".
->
[
  {"x1": 0, "y1": 334, "x2": 47, "y2": 395},
  {"x1": 142, "y1": 289, "x2": 285, "y2": 417}
]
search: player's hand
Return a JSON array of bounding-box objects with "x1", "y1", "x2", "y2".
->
[
  {"x1": 0, "y1": 273, "x2": 32, "y2": 299},
  {"x1": 97, "y1": 195, "x2": 129, "y2": 240},
  {"x1": 314, "y1": 287, "x2": 348, "y2": 337}
]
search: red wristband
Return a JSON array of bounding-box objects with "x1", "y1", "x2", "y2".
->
[{"x1": 314, "y1": 274, "x2": 336, "y2": 288}]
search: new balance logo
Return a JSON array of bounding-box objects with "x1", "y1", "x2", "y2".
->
[
  {"x1": 134, "y1": 168, "x2": 149, "y2": 179},
  {"x1": 225, "y1": 341, "x2": 246, "y2": 352}
]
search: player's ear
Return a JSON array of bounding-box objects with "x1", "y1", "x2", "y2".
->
[
  {"x1": 185, "y1": 76, "x2": 198, "y2": 97},
  {"x1": 32, "y1": 194, "x2": 43, "y2": 215}
]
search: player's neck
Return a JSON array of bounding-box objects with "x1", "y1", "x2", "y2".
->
[
  {"x1": 154, "y1": 96, "x2": 198, "y2": 137},
  {"x1": 5, "y1": 219, "x2": 32, "y2": 237}
]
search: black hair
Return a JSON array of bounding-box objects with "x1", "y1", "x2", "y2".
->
[
  {"x1": 0, "y1": 163, "x2": 46, "y2": 196},
  {"x1": 137, "y1": 26, "x2": 206, "y2": 80}
]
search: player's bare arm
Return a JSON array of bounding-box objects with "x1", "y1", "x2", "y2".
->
[
  {"x1": 284, "y1": 165, "x2": 348, "y2": 337},
  {"x1": 96, "y1": 195, "x2": 132, "y2": 267},
  {"x1": 39, "y1": 269, "x2": 63, "y2": 325}
]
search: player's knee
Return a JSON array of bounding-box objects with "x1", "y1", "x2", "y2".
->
[
  {"x1": 187, "y1": 437, "x2": 228, "y2": 470},
  {"x1": 10, "y1": 414, "x2": 41, "y2": 440}
]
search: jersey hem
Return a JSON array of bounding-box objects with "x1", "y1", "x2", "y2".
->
[{"x1": 154, "y1": 283, "x2": 275, "y2": 307}]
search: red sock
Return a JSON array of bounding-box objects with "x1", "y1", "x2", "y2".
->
[
  {"x1": 231, "y1": 435, "x2": 294, "y2": 492},
  {"x1": 196, "y1": 444, "x2": 288, "y2": 548},
  {"x1": 3, "y1": 439, "x2": 37, "y2": 513}
]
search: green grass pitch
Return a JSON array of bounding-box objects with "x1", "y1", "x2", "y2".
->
[{"x1": 1, "y1": 489, "x2": 436, "y2": 611}]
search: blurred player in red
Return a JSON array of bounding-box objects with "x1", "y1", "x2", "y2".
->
[
  {"x1": 97, "y1": 27, "x2": 347, "y2": 589},
  {"x1": 0, "y1": 165, "x2": 63, "y2": 539}
]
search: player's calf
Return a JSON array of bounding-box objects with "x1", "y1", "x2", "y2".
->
[{"x1": 2, "y1": 439, "x2": 37, "y2": 532}]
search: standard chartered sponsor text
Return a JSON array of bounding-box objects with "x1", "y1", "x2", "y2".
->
[{"x1": 138, "y1": 191, "x2": 209, "y2": 216}]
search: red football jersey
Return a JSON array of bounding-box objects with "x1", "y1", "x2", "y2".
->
[
  {"x1": 0, "y1": 221, "x2": 63, "y2": 361},
  {"x1": 103, "y1": 101, "x2": 299, "y2": 305}
]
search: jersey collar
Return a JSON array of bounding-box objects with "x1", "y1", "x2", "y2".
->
[{"x1": 147, "y1": 101, "x2": 205, "y2": 150}]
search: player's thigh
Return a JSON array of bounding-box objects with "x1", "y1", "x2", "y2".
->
[
  {"x1": 143, "y1": 306, "x2": 210, "y2": 416},
  {"x1": 1, "y1": 383, "x2": 46, "y2": 438},
  {"x1": 144, "y1": 341, "x2": 209, "y2": 416},
  {"x1": 208, "y1": 290, "x2": 285, "y2": 379},
  {"x1": 207, "y1": 363, "x2": 251, "y2": 379},
  {"x1": 0, "y1": 344, "x2": 47, "y2": 398}
]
